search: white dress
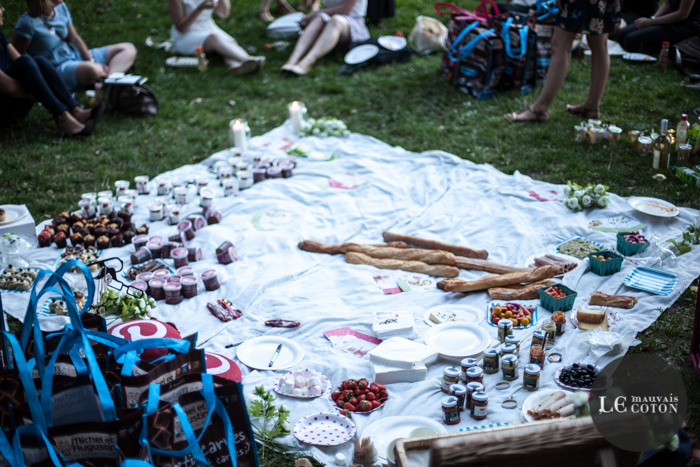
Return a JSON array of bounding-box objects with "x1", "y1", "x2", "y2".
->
[
  {"x1": 313, "y1": 0, "x2": 369, "y2": 42},
  {"x1": 170, "y1": 0, "x2": 237, "y2": 55}
]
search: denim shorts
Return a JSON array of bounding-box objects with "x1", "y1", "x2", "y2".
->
[{"x1": 56, "y1": 45, "x2": 110, "y2": 90}]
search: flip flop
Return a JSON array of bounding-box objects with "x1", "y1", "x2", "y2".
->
[{"x1": 506, "y1": 106, "x2": 549, "y2": 123}]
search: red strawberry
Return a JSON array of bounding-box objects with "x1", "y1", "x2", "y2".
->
[
  {"x1": 357, "y1": 379, "x2": 368, "y2": 390},
  {"x1": 366, "y1": 392, "x2": 376, "y2": 402},
  {"x1": 350, "y1": 397, "x2": 358, "y2": 406},
  {"x1": 369, "y1": 384, "x2": 380, "y2": 393},
  {"x1": 337, "y1": 399, "x2": 346, "y2": 408},
  {"x1": 358, "y1": 400, "x2": 371, "y2": 412},
  {"x1": 371, "y1": 400, "x2": 381, "y2": 409},
  {"x1": 331, "y1": 391, "x2": 341, "y2": 401},
  {"x1": 355, "y1": 388, "x2": 368, "y2": 395},
  {"x1": 341, "y1": 380, "x2": 350, "y2": 389},
  {"x1": 340, "y1": 409, "x2": 352, "y2": 418},
  {"x1": 376, "y1": 384, "x2": 386, "y2": 391},
  {"x1": 345, "y1": 380, "x2": 357, "y2": 390},
  {"x1": 357, "y1": 394, "x2": 366, "y2": 402},
  {"x1": 378, "y1": 390, "x2": 389, "y2": 400},
  {"x1": 344, "y1": 391, "x2": 355, "y2": 401},
  {"x1": 343, "y1": 402, "x2": 356, "y2": 411}
]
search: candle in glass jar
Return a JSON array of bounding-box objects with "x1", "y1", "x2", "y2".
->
[
  {"x1": 231, "y1": 119, "x2": 248, "y2": 152},
  {"x1": 289, "y1": 101, "x2": 305, "y2": 134}
]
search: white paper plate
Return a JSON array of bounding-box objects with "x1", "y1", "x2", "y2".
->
[
  {"x1": 378, "y1": 36, "x2": 407, "y2": 51},
  {"x1": 628, "y1": 197, "x2": 679, "y2": 218},
  {"x1": 553, "y1": 236, "x2": 606, "y2": 259},
  {"x1": 422, "y1": 322, "x2": 490, "y2": 358},
  {"x1": 521, "y1": 391, "x2": 557, "y2": 423},
  {"x1": 0, "y1": 205, "x2": 28, "y2": 226},
  {"x1": 166, "y1": 57, "x2": 199, "y2": 67},
  {"x1": 570, "y1": 306, "x2": 620, "y2": 331},
  {"x1": 623, "y1": 53, "x2": 656, "y2": 62},
  {"x1": 235, "y1": 336, "x2": 304, "y2": 370},
  {"x1": 524, "y1": 253, "x2": 581, "y2": 278},
  {"x1": 422, "y1": 305, "x2": 483, "y2": 327},
  {"x1": 273, "y1": 369, "x2": 331, "y2": 399},
  {"x1": 361, "y1": 416, "x2": 447, "y2": 460},
  {"x1": 554, "y1": 362, "x2": 603, "y2": 391},
  {"x1": 294, "y1": 412, "x2": 356, "y2": 446},
  {"x1": 344, "y1": 44, "x2": 379, "y2": 65}
]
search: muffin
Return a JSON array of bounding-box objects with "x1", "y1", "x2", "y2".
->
[
  {"x1": 69, "y1": 233, "x2": 84, "y2": 246},
  {"x1": 84, "y1": 234, "x2": 96, "y2": 247},
  {"x1": 0, "y1": 208, "x2": 6, "y2": 222},
  {"x1": 136, "y1": 224, "x2": 149, "y2": 235},
  {"x1": 123, "y1": 230, "x2": 135, "y2": 244},
  {"x1": 75, "y1": 226, "x2": 90, "y2": 237},
  {"x1": 97, "y1": 215, "x2": 109, "y2": 224},
  {"x1": 25, "y1": 269, "x2": 37, "y2": 279},
  {"x1": 96, "y1": 235, "x2": 110, "y2": 249},
  {"x1": 108, "y1": 210, "x2": 118, "y2": 220},
  {"x1": 69, "y1": 213, "x2": 84, "y2": 225},
  {"x1": 117, "y1": 210, "x2": 132, "y2": 223},
  {"x1": 38, "y1": 230, "x2": 53, "y2": 247},
  {"x1": 108, "y1": 221, "x2": 121, "y2": 230},
  {"x1": 18, "y1": 279, "x2": 30, "y2": 291},
  {"x1": 121, "y1": 222, "x2": 134, "y2": 232},
  {"x1": 0, "y1": 278, "x2": 6, "y2": 289},
  {"x1": 94, "y1": 226, "x2": 108, "y2": 237},
  {"x1": 72, "y1": 221, "x2": 85, "y2": 231},
  {"x1": 54, "y1": 232, "x2": 67, "y2": 248},
  {"x1": 56, "y1": 224, "x2": 70, "y2": 234},
  {"x1": 110, "y1": 233, "x2": 124, "y2": 248},
  {"x1": 6, "y1": 278, "x2": 18, "y2": 290},
  {"x1": 53, "y1": 215, "x2": 68, "y2": 227},
  {"x1": 108, "y1": 228, "x2": 120, "y2": 237},
  {"x1": 112, "y1": 217, "x2": 124, "y2": 228}
]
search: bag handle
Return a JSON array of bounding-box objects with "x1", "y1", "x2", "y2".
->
[
  {"x1": 434, "y1": 2, "x2": 471, "y2": 16},
  {"x1": 448, "y1": 23, "x2": 495, "y2": 62},
  {"x1": 501, "y1": 18, "x2": 529, "y2": 59},
  {"x1": 0, "y1": 426, "x2": 15, "y2": 467},
  {"x1": 113, "y1": 338, "x2": 191, "y2": 376},
  {"x1": 535, "y1": 0, "x2": 559, "y2": 20},
  {"x1": 473, "y1": 0, "x2": 500, "y2": 19},
  {"x1": 12, "y1": 425, "x2": 64, "y2": 467},
  {"x1": 3, "y1": 332, "x2": 48, "y2": 432}
]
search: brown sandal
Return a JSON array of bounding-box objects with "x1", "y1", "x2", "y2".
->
[
  {"x1": 506, "y1": 106, "x2": 549, "y2": 123},
  {"x1": 566, "y1": 104, "x2": 600, "y2": 119}
]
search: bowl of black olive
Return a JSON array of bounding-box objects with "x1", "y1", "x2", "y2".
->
[{"x1": 555, "y1": 362, "x2": 608, "y2": 390}]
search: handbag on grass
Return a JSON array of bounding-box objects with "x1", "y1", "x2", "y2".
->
[
  {"x1": 495, "y1": 17, "x2": 537, "y2": 93},
  {"x1": 106, "y1": 84, "x2": 159, "y2": 117},
  {"x1": 528, "y1": 0, "x2": 559, "y2": 82}
]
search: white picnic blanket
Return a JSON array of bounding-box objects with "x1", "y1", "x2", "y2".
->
[{"x1": 4, "y1": 121, "x2": 700, "y2": 466}]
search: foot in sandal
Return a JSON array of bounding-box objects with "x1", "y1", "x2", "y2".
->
[
  {"x1": 566, "y1": 104, "x2": 600, "y2": 119},
  {"x1": 259, "y1": 11, "x2": 275, "y2": 21},
  {"x1": 506, "y1": 106, "x2": 549, "y2": 123},
  {"x1": 228, "y1": 59, "x2": 259, "y2": 75}
]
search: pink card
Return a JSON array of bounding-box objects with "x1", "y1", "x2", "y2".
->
[{"x1": 323, "y1": 327, "x2": 382, "y2": 358}]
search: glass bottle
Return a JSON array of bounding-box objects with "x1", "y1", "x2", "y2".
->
[
  {"x1": 658, "y1": 41, "x2": 670, "y2": 69},
  {"x1": 689, "y1": 116, "x2": 700, "y2": 149},
  {"x1": 653, "y1": 119, "x2": 670, "y2": 173},
  {"x1": 196, "y1": 46, "x2": 207, "y2": 72},
  {"x1": 677, "y1": 114, "x2": 689, "y2": 148}
]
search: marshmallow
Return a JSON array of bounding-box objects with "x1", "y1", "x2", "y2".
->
[
  {"x1": 278, "y1": 377, "x2": 286, "y2": 387},
  {"x1": 292, "y1": 388, "x2": 304, "y2": 396},
  {"x1": 300, "y1": 387, "x2": 310, "y2": 396},
  {"x1": 306, "y1": 376, "x2": 320, "y2": 387},
  {"x1": 294, "y1": 375, "x2": 306, "y2": 388},
  {"x1": 293, "y1": 370, "x2": 305, "y2": 379},
  {"x1": 308, "y1": 385, "x2": 322, "y2": 396},
  {"x1": 283, "y1": 379, "x2": 295, "y2": 393},
  {"x1": 307, "y1": 370, "x2": 318, "y2": 377}
]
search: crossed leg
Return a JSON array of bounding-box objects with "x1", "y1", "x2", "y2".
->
[{"x1": 283, "y1": 15, "x2": 350, "y2": 74}]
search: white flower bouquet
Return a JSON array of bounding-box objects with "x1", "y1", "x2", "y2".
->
[
  {"x1": 564, "y1": 182, "x2": 609, "y2": 212},
  {"x1": 300, "y1": 117, "x2": 350, "y2": 138}
]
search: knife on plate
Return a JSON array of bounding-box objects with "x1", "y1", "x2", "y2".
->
[{"x1": 269, "y1": 344, "x2": 283, "y2": 367}]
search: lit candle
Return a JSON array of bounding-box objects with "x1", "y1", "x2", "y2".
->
[
  {"x1": 231, "y1": 119, "x2": 248, "y2": 152},
  {"x1": 289, "y1": 101, "x2": 303, "y2": 134}
]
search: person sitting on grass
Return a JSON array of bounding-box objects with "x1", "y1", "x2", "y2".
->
[
  {"x1": 281, "y1": 0, "x2": 368, "y2": 75},
  {"x1": 616, "y1": 0, "x2": 700, "y2": 53},
  {"x1": 259, "y1": 0, "x2": 319, "y2": 22},
  {"x1": 168, "y1": 0, "x2": 265, "y2": 75},
  {"x1": 12, "y1": 0, "x2": 136, "y2": 91},
  {"x1": 0, "y1": 4, "x2": 101, "y2": 136},
  {"x1": 506, "y1": 0, "x2": 620, "y2": 122}
]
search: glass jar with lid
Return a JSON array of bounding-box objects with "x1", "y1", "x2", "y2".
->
[
  {"x1": 460, "y1": 357, "x2": 478, "y2": 383},
  {"x1": 442, "y1": 367, "x2": 460, "y2": 394},
  {"x1": 529, "y1": 344, "x2": 545, "y2": 368},
  {"x1": 466, "y1": 367, "x2": 484, "y2": 389},
  {"x1": 465, "y1": 382, "x2": 484, "y2": 410},
  {"x1": 501, "y1": 354, "x2": 519, "y2": 381},
  {"x1": 482, "y1": 349, "x2": 499, "y2": 375},
  {"x1": 523, "y1": 364, "x2": 541, "y2": 391},
  {"x1": 470, "y1": 392, "x2": 488, "y2": 420},
  {"x1": 541, "y1": 319, "x2": 556, "y2": 348},
  {"x1": 531, "y1": 330, "x2": 546, "y2": 348},
  {"x1": 442, "y1": 396, "x2": 460, "y2": 425},
  {"x1": 500, "y1": 343, "x2": 517, "y2": 357},
  {"x1": 498, "y1": 319, "x2": 513, "y2": 343},
  {"x1": 505, "y1": 335, "x2": 520, "y2": 354},
  {"x1": 449, "y1": 384, "x2": 466, "y2": 412},
  {"x1": 552, "y1": 311, "x2": 566, "y2": 336}
]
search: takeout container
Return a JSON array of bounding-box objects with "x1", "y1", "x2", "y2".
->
[
  {"x1": 587, "y1": 250, "x2": 623, "y2": 276},
  {"x1": 616, "y1": 232, "x2": 649, "y2": 257},
  {"x1": 538, "y1": 283, "x2": 577, "y2": 312}
]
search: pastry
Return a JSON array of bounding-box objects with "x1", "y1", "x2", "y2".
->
[
  {"x1": 488, "y1": 280, "x2": 558, "y2": 300},
  {"x1": 110, "y1": 233, "x2": 124, "y2": 248},
  {"x1": 456, "y1": 257, "x2": 532, "y2": 275},
  {"x1": 345, "y1": 252, "x2": 460, "y2": 277},
  {"x1": 136, "y1": 224, "x2": 149, "y2": 235},
  {"x1": 0, "y1": 278, "x2": 6, "y2": 289},
  {"x1": 56, "y1": 224, "x2": 69, "y2": 234},
  {"x1": 18, "y1": 279, "x2": 30, "y2": 291},
  {"x1": 52, "y1": 215, "x2": 68, "y2": 227},
  {"x1": 340, "y1": 243, "x2": 456, "y2": 265},
  {"x1": 382, "y1": 231, "x2": 488, "y2": 260},
  {"x1": 438, "y1": 265, "x2": 559, "y2": 293},
  {"x1": 96, "y1": 235, "x2": 110, "y2": 249},
  {"x1": 75, "y1": 226, "x2": 90, "y2": 237},
  {"x1": 69, "y1": 233, "x2": 83, "y2": 246},
  {"x1": 69, "y1": 213, "x2": 83, "y2": 225},
  {"x1": 54, "y1": 231, "x2": 67, "y2": 248},
  {"x1": 118, "y1": 210, "x2": 132, "y2": 222},
  {"x1": 123, "y1": 230, "x2": 135, "y2": 244},
  {"x1": 38, "y1": 230, "x2": 53, "y2": 247},
  {"x1": 588, "y1": 292, "x2": 637, "y2": 309},
  {"x1": 0, "y1": 208, "x2": 5, "y2": 222},
  {"x1": 94, "y1": 225, "x2": 107, "y2": 237},
  {"x1": 7, "y1": 278, "x2": 18, "y2": 290},
  {"x1": 107, "y1": 228, "x2": 120, "y2": 237},
  {"x1": 84, "y1": 234, "x2": 96, "y2": 247}
]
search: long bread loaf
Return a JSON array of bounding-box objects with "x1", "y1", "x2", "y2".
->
[
  {"x1": 299, "y1": 240, "x2": 408, "y2": 255},
  {"x1": 345, "y1": 252, "x2": 460, "y2": 277},
  {"x1": 382, "y1": 231, "x2": 488, "y2": 260},
  {"x1": 340, "y1": 243, "x2": 456, "y2": 265},
  {"x1": 440, "y1": 265, "x2": 559, "y2": 293},
  {"x1": 455, "y1": 256, "x2": 531, "y2": 274},
  {"x1": 488, "y1": 280, "x2": 557, "y2": 300}
]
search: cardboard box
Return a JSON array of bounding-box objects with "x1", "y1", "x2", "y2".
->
[{"x1": 0, "y1": 205, "x2": 37, "y2": 239}]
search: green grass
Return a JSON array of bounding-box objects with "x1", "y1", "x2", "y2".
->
[{"x1": 2, "y1": 0, "x2": 700, "y2": 463}]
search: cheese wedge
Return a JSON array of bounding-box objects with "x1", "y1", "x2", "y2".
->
[{"x1": 429, "y1": 306, "x2": 456, "y2": 324}]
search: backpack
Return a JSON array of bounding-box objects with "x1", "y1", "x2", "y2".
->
[
  {"x1": 106, "y1": 84, "x2": 159, "y2": 117},
  {"x1": 674, "y1": 36, "x2": 700, "y2": 74}
]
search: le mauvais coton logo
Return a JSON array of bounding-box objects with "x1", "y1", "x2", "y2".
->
[{"x1": 598, "y1": 394, "x2": 680, "y2": 414}]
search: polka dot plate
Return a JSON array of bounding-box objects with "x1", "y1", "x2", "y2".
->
[{"x1": 293, "y1": 412, "x2": 356, "y2": 446}]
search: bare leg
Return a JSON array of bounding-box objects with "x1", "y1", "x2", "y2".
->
[
  {"x1": 567, "y1": 33, "x2": 609, "y2": 118},
  {"x1": 75, "y1": 62, "x2": 108, "y2": 86},
  {"x1": 55, "y1": 110, "x2": 86, "y2": 136},
  {"x1": 105, "y1": 43, "x2": 137, "y2": 74},
  {"x1": 259, "y1": 0, "x2": 275, "y2": 21},
  {"x1": 204, "y1": 33, "x2": 252, "y2": 63},
  {"x1": 275, "y1": 0, "x2": 296, "y2": 15},
  {"x1": 506, "y1": 28, "x2": 576, "y2": 121},
  {"x1": 71, "y1": 106, "x2": 92, "y2": 123},
  {"x1": 283, "y1": 15, "x2": 325, "y2": 68},
  {"x1": 294, "y1": 15, "x2": 350, "y2": 73}
]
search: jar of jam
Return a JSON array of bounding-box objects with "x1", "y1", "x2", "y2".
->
[
  {"x1": 148, "y1": 278, "x2": 165, "y2": 300},
  {"x1": 501, "y1": 354, "x2": 519, "y2": 381},
  {"x1": 523, "y1": 364, "x2": 541, "y2": 391},
  {"x1": 505, "y1": 335, "x2": 520, "y2": 354},
  {"x1": 441, "y1": 367, "x2": 460, "y2": 393},
  {"x1": 460, "y1": 357, "x2": 478, "y2": 383},
  {"x1": 466, "y1": 367, "x2": 484, "y2": 389},
  {"x1": 442, "y1": 396, "x2": 460, "y2": 425},
  {"x1": 482, "y1": 349, "x2": 499, "y2": 375},
  {"x1": 500, "y1": 343, "x2": 517, "y2": 357},
  {"x1": 529, "y1": 344, "x2": 545, "y2": 368},
  {"x1": 498, "y1": 319, "x2": 513, "y2": 343},
  {"x1": 465, "y1": 382, "x2": 484, "y2": 410},
  {"x1": 541, "y1": 319, "x2": 556, "y2": 349},
  {"x1": 531, "y1": 330, "x2": 547, "y2": 348},
  {"x1": 201, "y1": 270, "x2": 220, "y2": 291},
  {"x1": 449, "y1": 384, "x2": 466, "y2": 412},
  {"x1": 552, "y1": 311, "x2": 566, "y2": 336},
  {"x1": 181, "y1": 276, "x2": 198, "y2": 299},
  {"x1": 470, "y1": 392, "x2": 488, "y2": 420},
  {"x1": 164, "y1": 283, "x2": 182, "y2": 305}
]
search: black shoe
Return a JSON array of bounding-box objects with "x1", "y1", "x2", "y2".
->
[{"x1": 71, "y1": 119, "x2": 95, "y2": 138}]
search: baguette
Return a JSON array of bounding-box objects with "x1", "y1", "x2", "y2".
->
[
  {"x1": 299, "y1": 240, "x2": 408, "y2": 255},
  {"x1": 576, "y1": 307, "x2": 605, "y2": 324},
  {"x1": 345, "y1": 252, "x2": 460, "y2": 277},
  {"x1": 440, "y1": 265, "x2": 559, "y2": 293},
  {"x1": 528, "y1": 392, "x2": 566, "y2": 418},
  {"x1": 589, "y1": 291, "x2": 638, "y2": 309},
  {"x1": 455, "y1": 256, "x2": 531, "y2": 274},
  {"x1": 382, "y1": 231, "x2": 488, "y2": 260},
  {"x1": 544, "y1": 396, "x2": 572, "y2": 416},
  {"x1": 488, "y1": 280, "x2": 557, "y2": 300},
  {"x1": 340, "y1": 243, "x2": 456, "y2": 265}
]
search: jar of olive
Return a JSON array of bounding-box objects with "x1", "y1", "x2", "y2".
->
[
  {"x1": 523, "y1": 364, "x2": 541, "y2": 391},
  {"x1": 501, "y1": 354, "x2": 519, "y2": 381},
  {"x1": 498, "y1": 319, "x2": 513, "y2": 343},
  {"x1": 482, "y1": 349, "x2": 499, "y2": 375}
]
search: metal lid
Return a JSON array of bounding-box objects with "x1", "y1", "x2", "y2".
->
[
  {"x1": 449, "y1": 384, "x2": 466, "y2": 395},
  {"x1": 498, "y1": 319, "x2": 513, "y2": 328},
  {"x1": 502, "y1": 354, "x2": 518, "y2": 364},
  {"x1": 505, "y1": 335, "x2": 520, "y2": 344},
  {"x1": 547, "y1": 353, "x2": 563, "y2": 363},
  {"x1": 466, "y1": 367, "x2": 484, "y2": 378},
  {"x1": 443, "y1": 367, "x2": 460, "y2": 378},
  {"x1": 533, "y1": 330, "x2": 547, "y2": 339},
  {"x1": 466, "y1": 382, "x2": 484, "y2": 392},
  {"x1": 524, "y1": 364, "x2": 542, "y2": 375},
  {"x1": 461, "y1": 357, "x2": 478, "y2": 367},
  {"x1": 441, "y1": 396, "x2": 457, "y2": 407},
  {"x1": 471, "y1": 391, "x2": 488, "y2": 402},
  {"x1": 484, "y1": 349, "x2": 498, "y2": 358},
  {"x1": 501, "y1": 344, "x2": 517, "y2": 353}
]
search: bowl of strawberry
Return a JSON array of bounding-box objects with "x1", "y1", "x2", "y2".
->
[{"x1": 331, "y1": 378, "x2": 389, "y2": 416}]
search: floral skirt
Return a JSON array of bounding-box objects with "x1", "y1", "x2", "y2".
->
[{"x1": 558, "y1": 0, "x2": 621, "y2": 35}]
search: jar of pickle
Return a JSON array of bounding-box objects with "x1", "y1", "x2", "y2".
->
[
  {"x1": 498, "y1": 319, "x2": 513, "y2": 343},
  {"x1": 465, "y1": 382, "x2": 484, "y2": 410},
  {"x1": 482, "y1": 349, "x2": 499, "y2": 375},
  {"x1": 442, "y1": 396, "x2": 460, "y2": 425},
  {"x1": 505, "y1": 335, "x2": 520, "y2": 354},
  {"x1": 523, "y1": 364, "x2": 541, "y2": 391},
  {"x1": 552, "y1": 311, "x2": 566, "y2": 336},
  {"x1": 531, "y1": 330, "x2": 547, "y2": 347},
  {"x1": 449, "y1": 384, "x2": 467, "y2": 412},
  {"x1": 442, "y1": 367, "x2": 460, "y2": 393},
  {"x1": 500, "y1": 343, "x2": 517, "y2": 357},
  {"x1": 529, "y1": 344, "x2": 545, "y2": 368},
  {"x1": 460, "y1": 357, "x2": 478, "y2": 384},
  {"x1": 470, "y1": 392, "x2": 488, "y2": 420},
  {"x1": 466, "y1": 367, "x2": 485, "y2": 389},
  {"x1": 501, "y1": 354, "x2": 519, "y2": 381},
  {"x1": 541, "y1": 319, "x2": 556, "y2": 349}
]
